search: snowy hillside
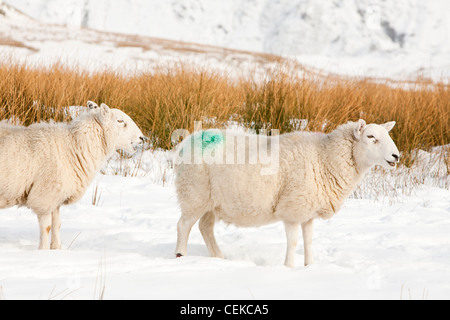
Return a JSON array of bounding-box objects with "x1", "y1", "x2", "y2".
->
[
  {"x1": 5, "y1": 0, "x2": 450, "y2": 56},
  {"x1": 0, "y1": 1, "x2": 279, "y2": 75},
  {"x1": 4, "y1": 0, "x2": 450, "y2": 80}
]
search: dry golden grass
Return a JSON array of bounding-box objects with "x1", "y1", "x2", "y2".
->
[{"x1": 0, "y1": 59, "x2": 448, "y2": 169}]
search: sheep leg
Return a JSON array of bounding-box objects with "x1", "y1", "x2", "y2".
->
[
  {"x1": 199, "y1": 211, "x2": 224, "y2": 259},
  {"x1": 175, "y1": 213, "x2": 203, "y2": 257},
  {"x1": 302, "y1": 219, "x2": 314, "y2": 266},
  {"x1": 37, "y1": 214, "x2": 52, "y2": 250},
  {"x1": 283, "y1": 221, "x2": 300, "y2": 268},
  {"x1": 50, "y1": 207, "x2": 61, "y2": 250}
]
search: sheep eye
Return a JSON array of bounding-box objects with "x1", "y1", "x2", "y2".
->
[
  {"x1": 367, "y1": 135, "x2": 378, "y2": 143},
  {"x1": 117, "y1": 119, "x2": 127, "y2": 127}
]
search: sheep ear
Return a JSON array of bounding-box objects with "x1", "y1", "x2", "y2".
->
[
  {"x1": 100, "y1": 103, "x2": 110, "y2": 115},
  {"x1": 381, "y1": 121, "x2": 396, "y2": 132},
  {"x1": 87, "y1": 100, "x2": 99, "y2": 110},
  {"x1": 353, "y1": 119, "x2": 366, "y2": 140}
]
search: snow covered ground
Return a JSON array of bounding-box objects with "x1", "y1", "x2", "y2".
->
[{"x1": 0, "y1": 146, "x2": 449, "y2": 300}]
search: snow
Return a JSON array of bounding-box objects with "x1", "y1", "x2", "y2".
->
[
  {"x1": 3, "y1": 0, "x2": 450, "y2": 80},
  {"x1": 0, "y1": 1, "x2": 280, "y2": 78},
  {"x1": 0, "y1": 146, "x2": 449, "y2": 300}
]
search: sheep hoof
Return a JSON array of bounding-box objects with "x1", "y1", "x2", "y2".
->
[{"x1": 176, "y1": 253, "x2": 183, "y2": 258}]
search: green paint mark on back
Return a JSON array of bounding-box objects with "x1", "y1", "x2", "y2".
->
[
  {"x1": 200, "y1": 130, "x2": 224, "y2": 151},
  {"x1": 179, "y1": 130, "x2": 225, "y2": 157}
]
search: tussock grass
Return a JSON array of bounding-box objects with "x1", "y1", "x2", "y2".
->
[
  {"x1": 0, "y1": 59, "x2": 448, "y2": 170},
  {"x1": 91, "y1": 181, "x2": 103, "y2": 207}
]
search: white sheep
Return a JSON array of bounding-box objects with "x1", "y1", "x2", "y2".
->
[
  {"x1": 0, "y1": 102, "x2": 144, "y2": 249},
  {"x1": 174, "y1": 119, "x2": 400, "y2": 267}
]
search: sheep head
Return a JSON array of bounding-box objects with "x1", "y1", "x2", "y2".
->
[
  {"x1": 91, "y1": 102, "x2": 145, "y2": 154},
  {"x1": 352, "y1": 119, "x2": 400, "y2": 171}
]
